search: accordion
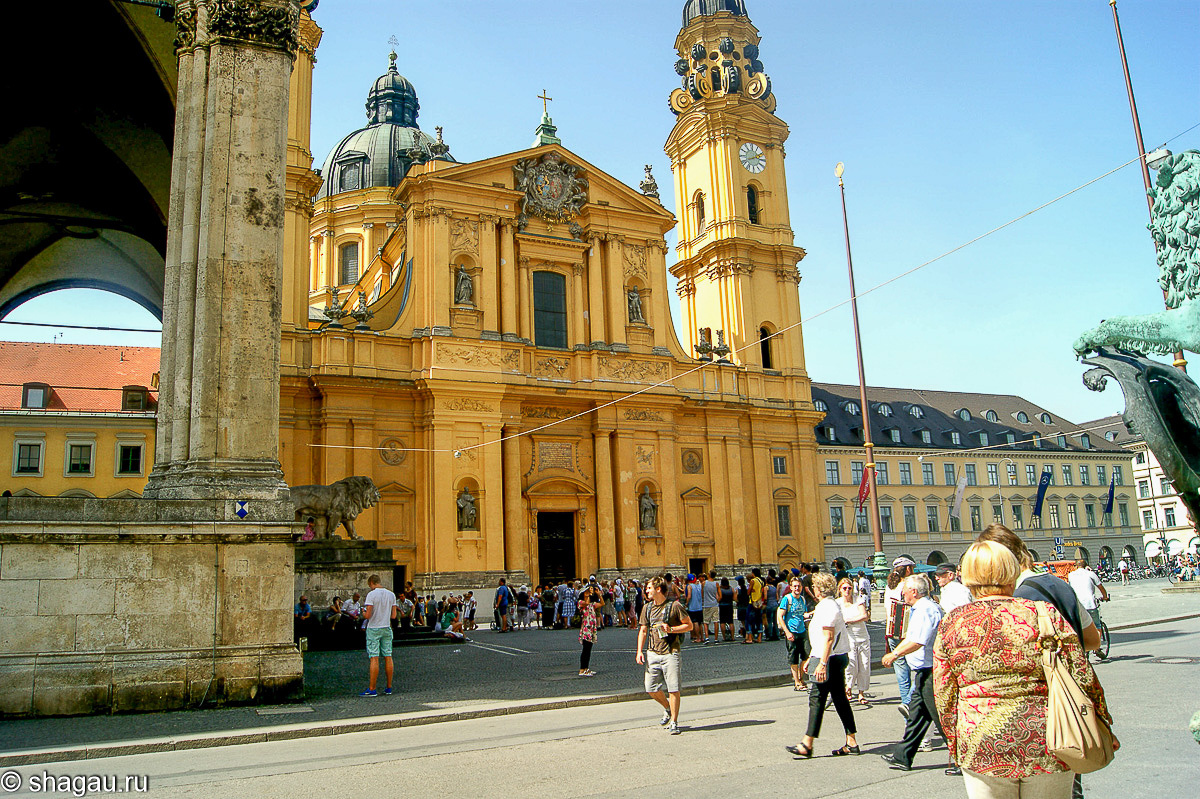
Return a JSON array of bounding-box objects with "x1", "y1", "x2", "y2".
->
[{"x1": 886, "y1": 599, "x2": 910, "y2": 640}]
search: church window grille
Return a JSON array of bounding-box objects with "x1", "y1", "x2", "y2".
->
[
  {"x1": 533, "y1": 271, "x2": 568, "y2": 349},
  {"x1": 339, "y1": 242, "x2": 359, "y2": 285},
  {"x1": 747, "y1": 186, "x2": 760, "y2": 224}
]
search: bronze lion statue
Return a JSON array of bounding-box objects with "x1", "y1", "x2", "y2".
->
[{"x1": 291, "y1": 476, "x2": 380, "y2": 540}]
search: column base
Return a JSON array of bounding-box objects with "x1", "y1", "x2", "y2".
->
[{"x1": 144, "y1": 459, "x2": 292, "y2": 520}]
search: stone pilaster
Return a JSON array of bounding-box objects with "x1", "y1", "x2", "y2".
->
[{"x1": 146, "y1": 0, "x2": 301, "y2": 512}]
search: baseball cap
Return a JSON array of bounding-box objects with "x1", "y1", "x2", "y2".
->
[
  {"x1": 935, "y1": 564, "x2": 957, "y2": 576},
  {"x1": 892, "y1": 556, "x2": 916, "y2": 569}
]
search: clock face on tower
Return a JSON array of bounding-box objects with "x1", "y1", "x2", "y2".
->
[{"x1": 739, "y1": 142, "x2": 766, "y2": 173}]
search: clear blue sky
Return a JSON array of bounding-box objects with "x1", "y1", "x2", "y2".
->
[{"x1": 10, "y1": 1, "x2": 1197, "y2": 427}]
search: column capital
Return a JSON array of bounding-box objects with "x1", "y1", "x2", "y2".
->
[{"x1": 204, "y1": 0, "x2": 302, "y2": 58}]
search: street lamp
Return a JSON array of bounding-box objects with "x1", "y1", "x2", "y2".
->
[{"x1": 1147, "y1": 148, "x2": 1172, "y2": 170}]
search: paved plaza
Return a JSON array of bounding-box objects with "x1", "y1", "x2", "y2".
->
[{"x1": 0, "y1": 595, "x2": 1194, "y2": 798}]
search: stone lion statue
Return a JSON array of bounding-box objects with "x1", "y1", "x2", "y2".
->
[
  {"x1": 291, "y1": 476, "x2": 380, "y2": 540},
  {"x1": 1075, "y1": 150, "x2": 1200, "y2": 356}
]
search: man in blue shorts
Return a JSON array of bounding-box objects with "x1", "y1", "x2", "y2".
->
[{"x1": 360, "y1": 574, "x2": 397, "y2": 697}]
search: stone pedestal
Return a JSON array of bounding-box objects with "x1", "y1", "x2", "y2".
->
[
  {"x1": 294, "y1": 539, "x2": 397, "y2": 610},
  {"x1": 0, "y1": 518, "x2": 302, "y2": 717}
]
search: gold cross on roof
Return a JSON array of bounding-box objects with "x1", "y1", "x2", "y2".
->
[{"x1": 538, "y1": 90, "x2": 552, "y2": 115}]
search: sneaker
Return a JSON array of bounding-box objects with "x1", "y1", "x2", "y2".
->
[
  {"x1": 383, "y1": 688, "x2": 392, "y2": 695},
  {"x1": 358, "y1": 689, "x2": 377, "y2": 697},
  {"x1": 919, "y1": 739, "x2": 934, "y2": 752},
  {"x1": 881, "y1": 753, "x2": 911, "y2": 771},
  {"x1": 898, "y1": 703, "x2": 910, "y2": 720},
  {"x1": 667, "y1": 721, "x2": 681, "y2": 735},
  {"x1": 660, "y1": 710, "x2": 672, "y2": 726}
]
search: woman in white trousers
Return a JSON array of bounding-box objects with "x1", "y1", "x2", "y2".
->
[{"x1": 837, "y1": 578, "x2": 872, "y2": 706}]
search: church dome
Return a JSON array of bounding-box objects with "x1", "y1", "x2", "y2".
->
[
  {"x1": 682, "y1": 0, "x2": 747, "y2": 28},
  {"x1": 316, "y1": 52, "x2": 453, "y2": 200}
]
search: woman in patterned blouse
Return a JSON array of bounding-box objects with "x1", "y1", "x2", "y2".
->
[
  {"x1": 934, "y1": 541, "x2": 1113, "y2": 798},
  {"x1": 578, "y1": 587, "x2": 602, "y2": 676}
]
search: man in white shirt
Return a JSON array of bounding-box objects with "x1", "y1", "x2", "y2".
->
[
  {"x1": 934, "y1": 564, "x2": 972, "y2": 614},
  {"x1": 1068, "y1": 559, "x2": 1109, "y2": 630},
  {"x1": 881, "y1": 574, "x2": 948, "y2": 772},
  {"x1": 360, "y1": 574, "x2": 397, "y2": 697},
  {"x1": 1118, "y1": 557, "x2": 1131, "y2": 586}
]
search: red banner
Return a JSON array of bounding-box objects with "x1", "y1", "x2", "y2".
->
[{"x1": 856, "y1": 466, "x2": 871, "y2": 512}]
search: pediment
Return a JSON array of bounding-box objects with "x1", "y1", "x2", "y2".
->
[
  {"x1": 377, "y1": 481, "x2": 415, "y2": 497},
  {"x1": 524, "y1": 475, "x2": 595, "y2": 497},
  {"x1": 777, "y1": 544, "x2": 800, "y2": 558},
  {"x1": 923, "y1": 494, "x2": 943, "y2": 503},
  {"x1": 900, "y1": 494, "x2": 919, "y2": 502},
  {"x1": 774, "y1": 487, "x2": 797, "y2": 500},
  {"x1": 107, "y1": 488, "x2": 142, "y2": 499},
  {"x1": 680, "y1": 486, "x2": 712, "y2": 501},
  {"x1": 827, "y1": 493, "x2": 848, "y2": 503}
]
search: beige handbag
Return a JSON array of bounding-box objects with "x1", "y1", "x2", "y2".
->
[{"x1": 1035, "y1": 604, "x2": 1116, "y2": 773}]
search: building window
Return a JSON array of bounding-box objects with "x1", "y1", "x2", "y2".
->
[
  {"x1": 1118, "y1": 504, "x2": 1129, "y2": 526},
  {"x1": 851, "y1": 461, "x2": 864, "y2": 485},
  {"x1": 1004, "y1": 432, "x2": 1015, "y2": 444},
  {"x1": 992, "y1": 504, "x2": 1004, "y2": 524},
  {"x1": 694, "y1": 191, "x2": 705, "y2": 230},
  {"x1": 1067, "y1": 504, "x2": 1079, "y2": 528},
  {"x1": 776, "y1": 505, "x2": 791, "y2": 537},
  {"x1": 1160, "y1": 477, "x2": 1172, "y2": 495},
  {"x1": 926, "y1": 505, "x2": 940, "y2": 533},
  {"x1": 949, "y1": 431, "x2": 962, "y2": 446},
  {"x1": 919, "y1": 430, "x2": 931, "y2": 444},
  {"x1": 922, "y1": 462, "x2": 934, "y2": 485},
  {"x1": 1134, "y1": 452, "x2": 1146, "y2": 465},
  {"x1": 949, "y1": 512, "x2": 961, "y2": 532},
  {"x1": 772, "y1": 455, "x2": 787, "y2": 475},
  {"x1": 880, "y1": 505, "x2": 894, "y2": 533},
  {"x1": 829, "y1": 507, "x2": 845, "y2": 535},
  {"x1": 533, "y1": 271, "x2": 568, "y2": 348},
  {"x1": 747, "y1": 186, "x2": 760, "y2": 224},
  {"x1": 338, "y1": 162, "x2": 361, "y2": 191},
  {"x1": 118, "y1": 444, "x2": 143, "y2": 475},
  {"x1": 965, "y1": 464, "x2": 977, "y2": 486},
  {"x1": 1165, "y1": 506, "x2": 1177, "y2": 527},
  {"x1": 1044, "y1": 466, "x2": 1055, "y2": 485},
  {"x1": 759, "y1": 327, "x2": 773, "y2": 369},
  {"x1": 979, "y1": 432, "x2": 989, "y2": 447},
  {"x1": 1048, "y1": 504, "x2": 1060, "y2": 528},
  {"x1": 878, "y1": 404, "x2": 894, "y2": 417},
  {"x1": 1079, "y1": 465, "x2": 1090, "y2": 485},
  {"x1": 1025, "y1": 464, "x2": 1036, "y2": 485},
  {"x1": 943, "y1": 463, "x2": 956, "y2": 486},
  {"x1": 845, "y1": 402, "x2": 860, "y2": 416},
  {"x1": 122, "y1": 388, "x2": 147, "y2": 411},
  {"x1": 1085, "y1": 504, "x2": 1096, "y2": 527},
  {"x1": 985, "y1": 410, "x2": 998, "y2": 422},
  {"x1": 21, "y1": 383, "x2": 49, "y2": 409},
  {"x1": 1142, "y1": 509, "x2": 1155, "y2": 530},
  {"x1": 67, "y1": 443, "x2": 93, "y2": 476},
  {"x1": 1054, "y1": 434, "x2": 1066, "y2": 448},
  {"x1": 1061, "y1": 465, "x2": 1072, "y2": 485},
  {"x1": 825, "y1": 461, "x2": 841, "y2": 485},
  {"x1": 956, "y1": 408, "x2": 970, "y2": 421},
  {"x1": 855, "y1": 507, "x2": 868, "y2": 535},
  {"x1": 814, "y1": 399, "x2": 828, "y2": 413},
  {"x1": 969, "y1": 505, "x2": 982, "y2": 531},
  {"x1": 1011, "y1": 504, "x2": 1024, "y2": 530},
  {"x1": 1032, "y1": 435, "x2": 1041, "y2": 449},
  {"x1": 909, "y1": 405, "x2": 924, "y2": 418},
  {"x1": 903, "y1": 505, "x2": 917, "y2": 532},
  {"x1": 876, "y1": 462, "x2": 889, "y2": 485},
  {"x1": 888, "y1": 428, "x2": 901, "y2": 443},
  {"x1": 987, "y1": 463, "x2": 999, "y2": 486},
  {"x1": 1096, "y1": 465, "x2": 1106, "y2": 486},
  {"x1": 1016, "y1": 411, "x2": 1029, "y2": 423},
  {"x1": 824, "y1": 426, "x2": 837, "y2": 442},
  {"x1": 1113, "y1": 465, "x2": 1124, "y2": 485},
  {"x1": 899, "y1": 462, "x2": 912, "y2": 485},
  {"x1": 1080, "y1": 434, "x2": 1091, "y2": 449},
  {"x1": 1040, "y1": 413, "x2": 1052, "y2": 424},
  {"x1": 339, "y1": 242, "x2": 359, "y2": 285},
  {"x1": 1138, "y1": 479, "x2": 1150, "y2": 498},
  {"x1": 14, "y1": 441, "x2": 42, "y2": 476}
]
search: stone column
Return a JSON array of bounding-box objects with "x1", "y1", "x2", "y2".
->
[
  {"x1": 517, "y1": 256, "x2": 532, "y2": 342},
  {"x1": 570, "y1": 262, "x2": 586, "y2": 348},
  {"x1": 594, "y1": 429, "x2": 616, "y2": 570},
  {"x1": 500, "y1": 425, "x2": 522, "y2": 572},
  {"x1": 146, "y1": 0, "x2": 301, "y2": 512},
  {"x1": 585, "y1": 237, "x2": 605, "y2": 346},
  {"x1": 499, "y1": 222, "x2": 517, "y2": 341},
  {"x1": 724, "y1": 435, "x2": 747, "y2": 562}
]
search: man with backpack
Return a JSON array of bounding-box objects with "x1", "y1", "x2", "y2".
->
[
  {"x1": 636, "y1": 575, "x2": 692, "y2": 735},
  {"x1": 494, "y1": 577, "x2": 513, "y2": 633}
]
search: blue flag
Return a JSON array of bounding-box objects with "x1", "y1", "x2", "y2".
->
[
  {"x1": 1104, "y1": 473, "x2": 1116, "y2": 516},
  {"x1": 1032, "y1": 469, "x2": 1052, "y2": 517}
]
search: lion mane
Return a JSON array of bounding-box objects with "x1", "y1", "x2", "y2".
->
[{"x1": 291, "y1": 476, "x2": 380, "y2": 540}]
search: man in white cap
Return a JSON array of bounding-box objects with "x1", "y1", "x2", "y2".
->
[
  {"x1": 885, "y1": 556, "x2": 916, "y2": 719},
  {"x1": 935, "y1": 564, "x2": 972, "y2": 614}
]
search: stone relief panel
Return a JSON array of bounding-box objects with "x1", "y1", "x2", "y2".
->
[
  {"x1": 524, "y1": 406, "x2": 572, "y2": 420},
  {"x1": 635, "y1": 445, "x2": 655, "y2": 473},
  {"x1": 500, "y1": 349, "x2": 521, "y2": 370},
  {"x1": 444, "y1": 398, "x2": 495, "y2": 413},
  {"x1": 537, "y1": 441, "x2": 574, "y2": 472},
  {"x1": 450, "y1": 218, "x2": 479, "y2": 256},
  {"x1": 534, "y1": 357, "x2": 569, "y2": 377},
  {"x1": 622, "y1": 243, "x2": 648, "y2": 280},
  {"x1": 624, "y1": 408, "x2": 663, "y2": 422},
  {"x1": 441, "y1": 345, "x2": 502, "y2": 368},
  {"x1": 455, "y1": 438, "x2": 479, "y2": 465},
  {"x1": 379, "y1": 438, "x2": 408, "y2": 466},
  {"x1": 599, "y1": 357, "x2": 669, "y2": 382},
  {"x1": 681, "y1": 448, "x2": 703, "y2": 474}
]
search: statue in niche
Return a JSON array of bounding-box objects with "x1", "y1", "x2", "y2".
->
[
  {"x1": 639, "y1": 485, "x2": 657, "y2": 531},
  {"x1": 454, "y1": 265, "x2": 474, "y2": 306},
  {"x1": 627, "y1": 288, "x2": 645, "y2": 324},
  {"x1": 457, "y1": 487, "x2": 477, "y2": 530}
]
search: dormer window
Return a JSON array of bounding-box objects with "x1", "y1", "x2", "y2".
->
[
  {"x1": 1016, "y1": 411, "x2": 1029, "y2": 423},
  {"x1": 887, "y1": 428, "x2": 901, "y2": 443},
  {"x1": 1039, "y1": 413, "x2": 1053, "y2": 424},
  {"x1": 949, "y1": 431, "x2": 962, "y2": 445},
  {"x1": 21, "y1": 382, "x2": 49, "y2": 410},
  {"x1": 845, "y1": 402, "x2": 860, "y2": 416},
  {"x1": 909, "y1": 405, "x2": 924, "y2": 419},
  {"x1": 918, "y1": 429, "x2": 931, "y2": 444},
  {"x1": 1003, "y1": 432, "x2": 1015, "y2": 444},
  {"x1": 877, "y1": 404, "x2": 893, "y2": 417},
  {"x1": 814, "y1": 399, "x2": 828, "y2": 412},
  {"x1": 956, "y1": 408, "x2": 970, "y2": 421},
  {"x1": 1056, "y1": 434, "x2": 1067, "y2": 448},
  {"x1": 979, "y1": 432, "x2": 989, "y2": 446},
  {"x1": 984, "y1": 409, "x2": 998, "y2": 422},
  {"x1": 1104, "y1": 431, "x2": 1118, "y2": 442},
  {"x1": 122, "y1": 386, "x2": 149, "y2": 411},
  {"x1": 1080, "y1": 434, "x2": 1091, "y2": 449}
]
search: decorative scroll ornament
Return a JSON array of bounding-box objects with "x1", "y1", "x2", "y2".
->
[
  {"x1": 207, "y1": 0, "x2": 300, "y2": 57},
  {"x1": 669, "y1": 36, "x2": 772, "y2": 116},
  {"x1": 174, "y1": 4, "x2": 198, "y2": 52},
  {"x1": 640, "y1": 165, "x2": 660, "y2": 200},
  {"x1": 513, "y1": 153, "x2": 589, "y2": 234}
]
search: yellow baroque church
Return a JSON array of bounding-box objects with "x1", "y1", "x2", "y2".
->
[{"x1": 279, "y1": 0, "x2": 826, "y2": 588}]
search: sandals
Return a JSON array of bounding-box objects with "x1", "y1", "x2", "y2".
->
[
  {"x1": 832, "y1": 744, "x2": 861, "y2": 756},
  {"x1": 784, "y1": 743, "x2": 813, "y2": 758},
  {"x1": 858, "y1": 697, "x2": 871, "y2": 707}
]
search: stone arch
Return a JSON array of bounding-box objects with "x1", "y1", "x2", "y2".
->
[
  {"x1": 1122, "y1": 544, "x2": 1139, "y2": 564},
  {"x1": 758, "y1": 321, "x2": 777, "y2": 370},
  {"x1": 1099, "y1": 545, "x2": 1115, "y2": 568},
  {"x1": 693, "y1": 189, "x2": 705, "y2": 233},
  {"x1": 1028, "y1": 548, "x2": 1041, "y2": 562},
  {"x1": 636, "y1": 479, "x2": 660, "y2": 532},
  {"x1": 832, "y1": 556, "x2": 853, "y2": 571},
  {"x1": 1074, "y1": 546, "x2": 1091, "y2": 564},
  {"x1": 59, "y1": 488, "x2": 97, "y2": 498},
  {"x1": 926, "y1": 550, "x2": 948, "y2": 566},
  {"x1": 746, "y1": 180, "x2": 764, "y2": 225},
  {"x1": 454, "y1": 476, "x2": 481, "y2": 532},
  {"x1": 335, "y1": 235, "x2": 364, "y2": 287}
]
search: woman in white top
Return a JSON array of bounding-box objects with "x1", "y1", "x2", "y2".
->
[
  {"x1": 785, "y1": 572, "x2": 859, "y2": 759},
  {"x1": 837, "y1": 577, "x2": 872, "y2": 706}
]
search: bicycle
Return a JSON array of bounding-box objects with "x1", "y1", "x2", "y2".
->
[{"x1": 1091, "y1": 598, "x2": 1110, "y2": 662}]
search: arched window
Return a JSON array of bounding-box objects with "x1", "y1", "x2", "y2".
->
[
  {"x1": 694, "y1": 191, "x2": 705, "y2": 232},
  {"x1": 909, "y1": 405, "x2": 924, "y2": 418},
  {"x1": 533, "y1": 270, "x2": 568, "y2": 349},
  {"x1": 1016, "y1": 411, "x2": 1030, "y2": 423},
  {"x1": 747, "y1": 185, "x2": 760, "y2": 224},
  {"x1": 759, "y1": 326, "x2": 773, "y2": 369},
  {"x1": 339, "y1": 242, "x2": 359, "y2": 285},
  {"x1": 984, "y1": 409, "x2": 998, "y2": 422}
]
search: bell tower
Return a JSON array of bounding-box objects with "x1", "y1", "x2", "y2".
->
[{"x1": 666, "y1": 0, "x2": 807, "y2": 374}]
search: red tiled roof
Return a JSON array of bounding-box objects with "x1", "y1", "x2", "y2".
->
[{"x1": 0, "y1": 342, "x2": 160, "y2": 413}]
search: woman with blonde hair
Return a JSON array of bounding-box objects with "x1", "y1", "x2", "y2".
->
[
  {"x1": 836, "y1": 577, "x2": 871, "y2": 706},
  {"x1": 784, "y1": 571, "x2": 858, "y2": 759},
  {"x1": 934, "y1": 541, "x2": 1114, "y2": 798}
]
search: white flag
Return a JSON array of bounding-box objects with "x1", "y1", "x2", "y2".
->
[{"x1": 949, "y1": 474, "x2": 969, "y2": 519}]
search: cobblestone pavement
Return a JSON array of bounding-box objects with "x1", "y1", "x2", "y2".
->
[{"x1": 2, "y1": 577, "x2": 1196, "y2": 758}]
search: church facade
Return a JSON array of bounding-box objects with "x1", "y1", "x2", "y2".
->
[{"x1": 279, "y1": 1, "x2": 825, "y2": 588}]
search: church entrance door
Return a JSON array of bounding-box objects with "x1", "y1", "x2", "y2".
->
[{"x1": 537, "y1": 512, "x2": 576, "y2": 584}]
